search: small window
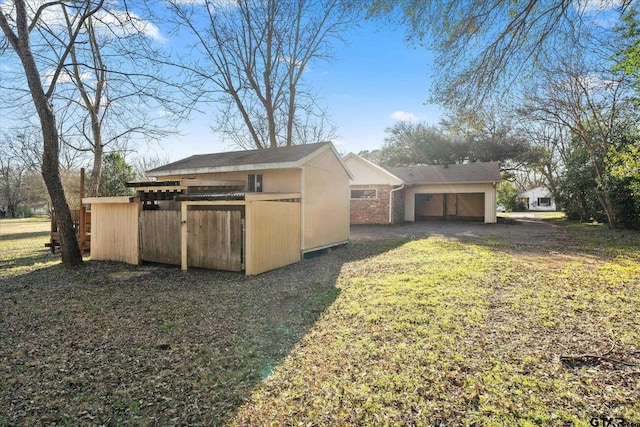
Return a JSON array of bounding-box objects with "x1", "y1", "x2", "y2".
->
[
  {"x1": 351, "y1": 188, "x2": 377, "y2": 199},
  {"x1": 248, "y1": 174, "x2": 263, "y2": 192},
  {"x1": 537, "y1": 197, "x2": 551, "y2": 207}
]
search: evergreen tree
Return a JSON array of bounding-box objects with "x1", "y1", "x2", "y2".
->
[{"x1": 98, "y1": 153, "x2": 135, "y2": 197}]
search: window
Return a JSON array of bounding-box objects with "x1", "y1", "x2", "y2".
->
[
  {"x1": 537, "y1": 197, "x2": 551, "y2": 207},
  {"x1": 248, "y1": 174, "x2": 263, "y2": 192},
  {"x1": 350, "y1": 188, "x2": 377, "y2": 199}
]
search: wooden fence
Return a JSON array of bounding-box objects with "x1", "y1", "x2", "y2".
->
[
  {"x1": 140, "y1": 210, "x2": 181, "y2": 265},
  {"x1": 187, "y1": 210, "x2": 242, "y2": 271},
  {"x1": 87, "y1": 196, "x2": 302, "y2": 275},
  {"x1": 141, "y1": 209, "x2": 243, "y2": 272}
]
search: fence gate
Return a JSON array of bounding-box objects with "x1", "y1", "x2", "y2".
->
[
  {"x1": 140, "y1": 210, "x2": 181, "y2": 265},
  {"x1": 187, "y1": 210, "x2": 243, "y2": 272}
]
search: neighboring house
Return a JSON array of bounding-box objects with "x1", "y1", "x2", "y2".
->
[
  {"x1": 84, "y1": 142, "x2": 352, "y2": 275},
  {"x1": 344, "y1": 154, "x2": 502, "y2": 224},
  {"x1": 518, "y1": 186, "x2": 557, "y2": 211}
]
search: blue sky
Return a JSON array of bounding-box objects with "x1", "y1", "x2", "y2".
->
[
  {"x1": 156, "y1": 20, "x2": 443, "y2": 161},
  {"x1": 1, "y1": 0, "x2": 625, "y2": 166}
]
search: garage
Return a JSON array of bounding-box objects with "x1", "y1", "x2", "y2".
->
[
  {"x1": 415, "y1": 192, "x2": 485, "y2": 221},
  {"x1": 345, "y1": 156, "x2": 502, "y2": 224},
  {"x1": 385, "y1": 162, "x2": 502, "y2": 224}
]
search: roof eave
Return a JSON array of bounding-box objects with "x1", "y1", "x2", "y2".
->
[
  {"x1": 146, "y1": 142, "x2": 353, "y2": 179},
  {"x1": 147, "y1": 160, "x2": 304, "y2": 178}
]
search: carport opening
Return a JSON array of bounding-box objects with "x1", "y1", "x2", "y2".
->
[{"x1": 414, "y1": 193, "x2": 484, "y2": 221}]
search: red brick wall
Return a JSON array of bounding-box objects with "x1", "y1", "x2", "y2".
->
[{"x1": 350, "y1": 185, "x2": 392, "y2": 224}]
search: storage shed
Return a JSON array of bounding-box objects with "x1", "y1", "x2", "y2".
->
[{"x1": 85, "y1": 142, "x2": 352, "y2": 275}]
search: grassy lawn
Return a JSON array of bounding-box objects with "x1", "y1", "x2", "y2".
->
[
  {"x1": 1, "y1": 217, "x2": 639, "y2": 425},
  {"x1": 0, "y1": 217, "x2": 60, "y2": 277}
]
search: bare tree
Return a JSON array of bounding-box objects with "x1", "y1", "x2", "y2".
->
[
  {"x1": 2, "y1": 2, "x2": 194, "y2": 214},
  {"x1": 166, "y1": 0, "x2": 353, "y2": 149},
  {"x1": 0, "y1": 132, "x2": 53, "y2": 217},
  {"x1": 132, "y1": 153, "x2": 172, "y2": 182},
  {"x1": 517, "y1": 120, "x2": 572, "y2": 201},
  {"x1": 520, "y1": 56, "x2": 635, "y2": 228},
  {"x1": 356, "y1": 0, "x2": 633, "y2": 114},
  {"x1": 0, "y1": 0, "x2": 107, "y2": 265},
  {"x1": 0, "y1": 141, "x2": 26, "y2": 218},
  {"x1": 55, "y1": 5, "x2": 192, "y2": 197}
]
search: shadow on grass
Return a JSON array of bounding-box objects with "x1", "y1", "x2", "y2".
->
[
  {"x1": 0, "y1": 239, "x2": 404, "y2": 426},
  {"x1": 565, "y1": 222, "x2": 640, "y2": 253},
  {"x1": 1, "y1": 248, "x2": 58, "y2": 270},
  {"x1": 0, "y1": 231, "x2": 50, "y2": 241}
]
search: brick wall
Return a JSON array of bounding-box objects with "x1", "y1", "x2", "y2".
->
[
  {"x1": 350, "y1": 185, "x2": 392, "y2": 224},
  {"x1": 391, "y1": 187, "x2": 405, "y2": 224}
]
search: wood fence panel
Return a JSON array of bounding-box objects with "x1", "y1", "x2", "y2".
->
[
  {"x1": 187, "y1": 210, "x2": 242, "y2": 271},
  {"x1": 91, "y1": 203, "x2": 140, "y2": 264},
  {"x1": 140, "y1": 210, "x2": 181, "y2": 265},
  {"x1": 246, "y1": 201, "x2": 301, "y2": 275}
]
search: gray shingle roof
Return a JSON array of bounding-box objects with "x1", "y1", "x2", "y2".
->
[
  {"x1": 385, "y1": 162, "x2": 501, "y2": 185},
  {"x1": 147, "y1": 141, "x2": 333, "y2": 176}
]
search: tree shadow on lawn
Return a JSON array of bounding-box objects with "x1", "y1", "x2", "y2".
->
[
  {"x1": 0, "y1": 230, "x2": 50, "y2": 241},
  {"x1": 0, "y1": 248, "x2": 59, "y2": 275},
  {"x1": 0, "y1": 239, "x2": 404, "y2": 426}
]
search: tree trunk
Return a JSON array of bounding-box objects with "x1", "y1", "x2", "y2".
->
[
  {"x1": 12, "y1": 13, "x2": 83, "y2": 265},
  {"x1": 73, "y1": 18, "x2": 105, "y2": 198},
  {"x1": 597, "y1": 192, "x2": 617, "y2": 229},
  {"x1": 88, "y1": 127, "x2": 103, "y2": 197},
  {"x1": 40, "y1": 104, "x2": 84, "y2": 265}
]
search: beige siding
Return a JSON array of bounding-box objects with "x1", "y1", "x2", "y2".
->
[
  {"x1": 245, "y1": 201, "x2": 301, "y2": 275},
  {"x1": 302, "y1": 148, "x2": 350, "y2": 251},
  {"x1": 90, "y1": 202, "x2": 140, "y2": 264},
  {"x1": 140, "y1": 210, "x2": 181, "y2": 265},
  {"x1": 162, "y1": 168, "x2": 302, "y2": 193},
  {"x1": 344, "y1": 156, "x2": 402, "y2": 186},
  {"x1": 483, "y1": 187, "x2": 497, "y2": 223}
]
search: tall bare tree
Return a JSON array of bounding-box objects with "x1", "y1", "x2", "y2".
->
[
  {"x1": 58, "y1": 6, "x2": 193, "y2": 197},
  {"x1": 0, "y1": 141, "x2": 26, "y2": 218},
  {"x1": 1, "y1": 132, "x2": 52, "y2": 217},
  {"x1": 517, "y1": 120, "x2": 570, "y2": 201},
  {"x1": 0, "y1": 0, "x2": 107, "y2": 264},
  {"x1": 166, "y1": 0, "x2": 353, "y2": 149},
  {"x1": 520, "y1": 55, "x2": 635, "y2": 228},
  {"x1": 0, "y1": 0, "x2": 192, "y2": 227}
]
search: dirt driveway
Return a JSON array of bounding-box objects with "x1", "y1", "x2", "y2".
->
[{"x1": 349, "y1": 213, "x2": 570, "y2": 251}]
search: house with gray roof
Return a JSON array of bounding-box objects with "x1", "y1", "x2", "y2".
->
[
  {"x1": 344, "y1": 153, "x2": 502, "y2": 224},
  {"x1": 85, "y1": 142, "x2": 352, "y2": 275}
]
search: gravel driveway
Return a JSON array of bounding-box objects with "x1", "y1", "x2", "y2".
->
[{"x1": 349, "y1": 213, "x2": 569, "y2": 251}]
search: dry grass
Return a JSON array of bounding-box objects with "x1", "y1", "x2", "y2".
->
[{"x1": 1, "y1": 217, "x2": 639, "y2": 426}]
